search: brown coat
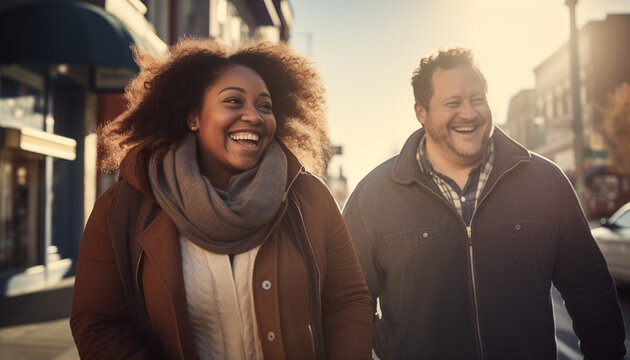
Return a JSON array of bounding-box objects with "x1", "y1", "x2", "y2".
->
[{"x1": 70, "y1": 144, "x2": 374, "y2": 359}]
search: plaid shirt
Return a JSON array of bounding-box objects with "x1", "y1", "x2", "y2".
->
[{"x1": 416, "y1": 135, "x2": 495, "y2": 225}]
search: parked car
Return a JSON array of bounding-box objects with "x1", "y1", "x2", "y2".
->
[{"x1": 592, "y1": 202, "x2": 630, "y2": 286}]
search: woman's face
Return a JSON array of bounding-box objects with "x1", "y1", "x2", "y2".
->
[{"x1": 191, "y1": 65, "x2": 277, "y2": 189}]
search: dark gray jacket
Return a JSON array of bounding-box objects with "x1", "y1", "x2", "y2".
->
[{"x1": 344, "y1": 127, "x2": 625, "y2": 360}]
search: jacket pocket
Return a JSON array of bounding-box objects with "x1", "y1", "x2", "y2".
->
[
  {"x1": 381, "y1": 226, "x2": 447, "y2": 247},
  {"x1": 491, "y1": 219, "x2": 558, "y2": 244},
  {"x1": 378, "y1": 226, "x2": 456, "y2": 269},
  {"x1": 485, "y1": 219, "x2": 559, "y2": 275}
]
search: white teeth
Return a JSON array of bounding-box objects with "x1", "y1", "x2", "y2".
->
[
  {"x1": 230, "y1": 132, "x2": 259, "y2": 142},
  {"x1": 454, "y1": 127, "x2": 475, "y2": 132}
]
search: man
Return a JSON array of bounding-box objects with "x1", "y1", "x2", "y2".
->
[{"x1": 343, "y1": 47, "x2": 626, "y2": 359}]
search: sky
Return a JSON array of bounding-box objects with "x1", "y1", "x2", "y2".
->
[{"x1": 288, "y1": 0, "x2": 630, "y2": 194}]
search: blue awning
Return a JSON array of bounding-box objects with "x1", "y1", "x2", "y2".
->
[{"x1": 0, "y1": 1, "x2": 151, "y2": 71}]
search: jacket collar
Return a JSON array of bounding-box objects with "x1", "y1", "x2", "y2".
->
[
  {"x1": 480, "y1": 127, "x2": 532, "y2": 197},
  {"x1": 277, "y1": 140, "x2": 306, "y2": 197},
  {"x1": 119, "y1": 142, "x2": 155, "y2": 200},
  {"x1": 391, "y1": 126, "x2": 531, "y2": 187}
]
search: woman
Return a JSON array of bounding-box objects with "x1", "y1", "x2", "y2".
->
[{"x1": 70, "y1": 39, "x2": 374, "y2": 360}]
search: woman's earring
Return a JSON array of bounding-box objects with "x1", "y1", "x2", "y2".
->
[{"x1": 188, "y1": 114, "x2": 199, "y2": 131}]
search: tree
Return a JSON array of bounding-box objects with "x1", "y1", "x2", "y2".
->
[{"x1": 600, "y1": 82, "x2": 630, "y2": 175}]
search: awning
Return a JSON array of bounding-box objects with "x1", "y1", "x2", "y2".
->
[
  {"x1": 0, "y1": 126, "x2": 76, "y2": 160},
  {"x1": 0, "y1": 1, "x2": 160, "y2": 71}
]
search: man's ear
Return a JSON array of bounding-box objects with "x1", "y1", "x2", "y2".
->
[{"x1": 414, "y1": 102, "x2": 427, "y2": 126}]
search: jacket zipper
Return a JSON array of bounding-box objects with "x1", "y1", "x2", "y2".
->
[
  {"x1": 291, "y1": 197, "x2": 322, "y2": 291},
  {"x1": 308, "y1": 324, "x2": 317, "y2": 360},
  {"x1": 291, "y1": 196, "x2": 323, "y2": 360},
  {"x1": 414, "y1": 182, "x2": 483, "y2": 358},
  {"x1": 465, "y1": 223, "x2": 484, "y2": 360},
  {"x1": 283, "y1": 166, "x2": 306, "y2": 201},
  {"x1": 464, "y1": 158, "x2": 528, "y2": 360},
  {"x1": 135, "y1": 249, "x2": 144, "y2": 296},
  {"x1": 417, "y1": 158, "x2": 528, "y2": 360}
]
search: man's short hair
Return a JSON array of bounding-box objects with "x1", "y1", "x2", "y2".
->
[{"x1": 411, "y1": 47, "x2": 488, "y2": 110}]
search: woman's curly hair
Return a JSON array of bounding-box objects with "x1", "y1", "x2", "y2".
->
[{"x1": 98, "y1": 38, "x2": 331, "y2": 175}]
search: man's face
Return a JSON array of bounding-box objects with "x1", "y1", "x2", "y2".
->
[{"x1": 415, "y1": 66, "x2": 493, "y2": 167}]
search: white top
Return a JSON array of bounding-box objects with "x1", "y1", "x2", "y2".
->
[{"x1": 180, "y1": 235, "x2": 264, "y2": 360}]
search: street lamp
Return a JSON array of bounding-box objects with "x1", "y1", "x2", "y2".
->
[{"x1": 566, "y1": 0, "x2": 587, "y2": 210}]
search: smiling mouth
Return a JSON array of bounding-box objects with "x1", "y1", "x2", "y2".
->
[
  {"x1": 229, "y1": 131, "x2": 260, "y2": 148},
  {"x1": 452, "y1": 126, "x2": 477, "y2": 134}
]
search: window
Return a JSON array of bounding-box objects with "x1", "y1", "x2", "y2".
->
[
  {"x1": 613, "y1": 209, "x2": 630, "y2": 228},
  {"x1": 0, "y1": 68, "x2": 45, "y2": 130},
  {"x1": 0, "y1": 150, "x2": 43, "y2": 273}
]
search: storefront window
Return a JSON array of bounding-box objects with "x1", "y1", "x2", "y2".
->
[
  {"x1": 0, "y1": 71, "x2": 45, "y2": 130},
  {"x1": 0, "y1": 150, "x2": 42, "y2": 273}
]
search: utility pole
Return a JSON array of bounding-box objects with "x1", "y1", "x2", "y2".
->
[{"x1": 566, "y1": 0, "x2": 587, "y2": 211}]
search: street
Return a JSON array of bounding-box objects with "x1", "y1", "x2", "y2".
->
[
  {"x1": 0, "y1": 278, "x2": 77, "y2": 360},
  {"x1": 1, "y1": 279, "x2": 629, "y2": 359}
]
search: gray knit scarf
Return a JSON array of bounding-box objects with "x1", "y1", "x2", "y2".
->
[{"x1": 148, "y1": 132, "x2": 287, "y2": 254}]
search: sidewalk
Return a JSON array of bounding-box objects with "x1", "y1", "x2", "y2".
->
[{"x1": 0, "y1": 277, "x2": 78, "y2": 360}]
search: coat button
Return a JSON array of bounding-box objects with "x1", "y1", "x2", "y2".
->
[
  {"x1": 422, "y1": 232, "x2": 429, "y2": 239},
  {"x1": 262, "y1": 280, "x2": 272, "y2": 290},
  {"x1": 267, "y1": 331, "x2": 276, "y2": 341},
  {"x1": 515, "y1": 224, "x2": 522, "y2": 230}
]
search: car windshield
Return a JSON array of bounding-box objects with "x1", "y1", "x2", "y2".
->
[{"x1": 609, "y1": 204, "x2": 630, "y2": 228}]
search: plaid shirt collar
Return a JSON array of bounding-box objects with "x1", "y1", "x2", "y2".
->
[{"x1": 416, "y1": 134, "x2": 495, "y2": 224}]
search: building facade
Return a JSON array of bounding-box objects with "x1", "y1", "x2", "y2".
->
[
  {"x1": 142, "y1": 0, "x2": 292, "y2": 45},
  {"x1": 502, "y1": 89, "x2": 539, "y2": 150},
  {"x1": 503, "y1": 14, "x2": 630, "y2": 217},
  {"x1": 0, "y1": 0, "x2": 292, "y2": 296}
]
